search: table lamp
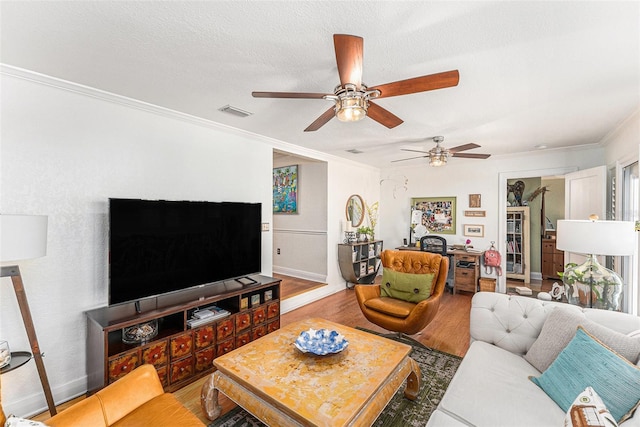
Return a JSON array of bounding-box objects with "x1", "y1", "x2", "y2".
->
[
  {"x1": 556, "y1": 216, "x2": 636, "y2": 310},
  {"x1": 1, "y1": 214, "x2": 56, "y2": 415}
]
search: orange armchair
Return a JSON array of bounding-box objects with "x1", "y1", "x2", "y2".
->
[{"x1": 355, "y1": 249, "x2": 448, "y2": 335}]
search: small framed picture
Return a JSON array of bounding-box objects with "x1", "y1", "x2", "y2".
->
[
  {"x1": 240, "y1": 297, "x2": 249, "y2": 310},
  {"x1": 464, "y1": 224, "x2": 484, "y2": 237},
  {"x1": 464, "y1": 210, "x2": 486, "y2": 217},
  {"x1": 469, "y1": 194, "x2": 481, "y2": 208},
  {"x1": 264, "y1": 290, "x2": 273, "y2": 301},
  {"x1": 250, "y1": 294, "x2": 261, "y2": 307}
]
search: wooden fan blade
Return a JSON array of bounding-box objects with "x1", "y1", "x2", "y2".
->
[
  {"x1": 252, "y1": 91, "x2": 328, "y2": 99},
  {"x1": 371, "y1": 70, "x2": 460, "y2": 99},
  {"x1": 392, "y1": 155, "x2": 428, "y2": 163},
  {"x1": 304, "y1": 107, "x2": 336, "y2": 132},
  {"x1": 452, "y1": 153, "x2": 491, "y2": 159},
  {"x1": 334, "y1": 34, "x2": 363, "y2": 88},
  {"x1": 367, "y1": 102, "x2": 403, "y2": 129},
  {"x1": 401, "y1": 148, "x2": 430, "y2": 154},
  {"x1": 448, "y1": 143, "x2": 481, "y2": 153}
]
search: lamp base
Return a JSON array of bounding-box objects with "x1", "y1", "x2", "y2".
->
[{"x1": 562, "y1": 254, "x2": 623, "y2": 310}]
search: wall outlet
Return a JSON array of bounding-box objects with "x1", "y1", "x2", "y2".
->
[
  {"x1": 277, "y1": 248, "x2": 280, "y2": 255},
  {"x1": 261, "y1": 222, "x2": 269, "y2": 231}
]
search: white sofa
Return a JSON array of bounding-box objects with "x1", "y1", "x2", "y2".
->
[{"x1": 427, "y1": 292, "x2": 640, "y2": 426}]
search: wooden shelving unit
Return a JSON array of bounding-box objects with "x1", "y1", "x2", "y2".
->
[
  {"x1": 85, "y1": 275, "x2": 281, "y2": 394},
  {"x1": 506, "y1": 207, "x2": 530, "y2": 283},
  {"x1": 338, "y1": 240, "x2": 383, "y2": 288}
]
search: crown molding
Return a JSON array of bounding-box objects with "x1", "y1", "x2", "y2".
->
[{"x1": 1, "y1": 64, "x2": 379, "y2": 172}]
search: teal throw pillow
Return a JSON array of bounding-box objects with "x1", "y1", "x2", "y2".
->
[
  {"x1": 530, "y1": 327, "x2": 640, "y2": 423},
  {"x1": 380, "y1": 268, "x2": 434, "y2": 303}
]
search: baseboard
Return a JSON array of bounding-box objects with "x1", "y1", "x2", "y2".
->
[
  {"x1": 530, "y1": 271, "x2": 543, "y2": 281},
  {"x1": 5, "y1": 374, "x2": 88, "y2": 418},
  {"x1": 280, "y1": 283, "x2": 343, "y2": 314},
  {"x1": 272, "y1": 266, "x2": 326, "y2": 283}
]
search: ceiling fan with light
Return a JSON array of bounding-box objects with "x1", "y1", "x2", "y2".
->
[
  {"x1": 252, "y1": 34, "x2": 460, "y2": 132},
  {"x1": 393, "y1": 136, "x2": 491, "y2": 167}
]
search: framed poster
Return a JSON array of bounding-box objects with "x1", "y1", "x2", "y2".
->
[
  {"x1": 410, "y1": 197, "x2": 456, "y2": 239},
  {"x1": 273, "y1": 165, "x2": 298, "y2": 213},
  {"x1": 463, "y1": 224, "x2": 484, "y2": 237},
  {"x1": 469, "y1": 194, "x2": 481, "y2": 208}
]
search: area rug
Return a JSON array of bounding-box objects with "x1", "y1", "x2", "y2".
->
[{"x1": 208, "y1": 329, "x2": 462, "y2": 427}]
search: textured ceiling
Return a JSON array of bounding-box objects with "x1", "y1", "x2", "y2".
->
[{"x1": 1, "y1": 1, "x2": 638, "y2": 168}]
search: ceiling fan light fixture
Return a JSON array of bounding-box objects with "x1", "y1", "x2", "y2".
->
[
  {"x1": 334, "y1": 84, "x2": 368, "y2": 122},
  {"x1": 335, "y1": 95, "x2": 367, "y2": 122},
  {"x1": 429, "y1": 154, "x2": 447, "y2": 167}
]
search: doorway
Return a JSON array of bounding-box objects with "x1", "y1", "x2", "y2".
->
[
  {"x1": 498, "y1": 167, "x2": 577, "y2": 292},
  {"x1": 504, "y1": 176, "x2": 566, "y2": 283},
  {"x1": 272, "y1": 150, "x2": 328, "y2": 297}
]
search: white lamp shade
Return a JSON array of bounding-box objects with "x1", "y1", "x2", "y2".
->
[
  {"x1": 1, "y1": 214, "x2": 48, "y2": 262},
  {"x1": 556, "y1": 219, "x2": 636, "y2": 256}
]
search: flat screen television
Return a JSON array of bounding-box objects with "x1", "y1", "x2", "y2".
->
[{"x1": 109, "y1": 198, "x2": 262, "y2": 306}]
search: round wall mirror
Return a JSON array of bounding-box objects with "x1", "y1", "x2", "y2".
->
[{"x1": 346, "y1": 194, "x2": 365, "y2": 227}]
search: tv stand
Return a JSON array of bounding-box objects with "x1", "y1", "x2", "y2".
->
[
  {"x1": 85, "y1": 275, "x2": 281, "y2": 394},
  {"x1": 235, "y1": 276, "x2": 257, "y2": 286}
]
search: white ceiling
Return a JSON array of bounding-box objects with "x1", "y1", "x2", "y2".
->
[{"x1": 2, "y1": 1, "x2": 638, "y2": 168}]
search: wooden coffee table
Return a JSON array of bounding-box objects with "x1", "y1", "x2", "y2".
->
[{"x1": 201, "y1": 317, "x2": 421, "y2": 426}]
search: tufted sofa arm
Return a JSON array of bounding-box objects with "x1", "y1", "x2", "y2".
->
[{"x1": 470, "y1": 292, "x2": 640, "y2": 357}]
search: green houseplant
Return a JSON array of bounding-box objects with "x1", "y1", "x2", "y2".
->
[{"x1": 356, "y1": 226, "x2": 374, "y2": 241}]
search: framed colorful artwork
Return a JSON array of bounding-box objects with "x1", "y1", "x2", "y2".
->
[
  {"x1": 273, "y1": 165, "x2": 298, "y2": 213},
  {"x1": 410, "y1": 196, "x2": 457, "y2": 240}
]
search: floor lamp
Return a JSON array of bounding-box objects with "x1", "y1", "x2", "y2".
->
[
  {"x1": 1, "y1": 214, "x2": 57, "y2": 415},
  {"x1": 557, "y1": 216, "x2": 636, "y2": 310}
]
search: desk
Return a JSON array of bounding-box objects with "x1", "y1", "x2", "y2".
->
[{"x1": 397, "y1": 247, "x2": 482, "y2": 294}]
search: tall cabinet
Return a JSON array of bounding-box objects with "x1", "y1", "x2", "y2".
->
[
  {"x1": 506, "y1": 207, "x2": 530, "y2": 283},
  {"x1": 542, "y1": 238, "x2": 564, "y2": 279}
]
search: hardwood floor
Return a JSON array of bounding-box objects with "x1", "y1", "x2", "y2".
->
[
  {"x1": 275, "y1": 273, "x2": 326, "y2": 299},
  {"x1": 32, "y1": 275, "x2": 554, "y2": 424}
]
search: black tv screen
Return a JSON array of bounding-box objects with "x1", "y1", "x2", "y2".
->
[{"x1": 109, "y1": 198, "x2": 262, "y2": 305}]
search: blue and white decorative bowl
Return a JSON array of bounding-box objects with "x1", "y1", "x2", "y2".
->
[{"x1": 294, "y1": 328, "x2": 349, "y2": 355}]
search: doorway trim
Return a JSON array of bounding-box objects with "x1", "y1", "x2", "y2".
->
[{"x1": 498, "y1": 166, "x2": 577, "y2": 292}]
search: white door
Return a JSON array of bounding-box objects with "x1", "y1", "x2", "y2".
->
[
  {"x1": 564, "y1": 165, "x2": 606, "y2": 221},
  {"x1": 563, "y1": 165, "x2": 607, "y2": 265}
]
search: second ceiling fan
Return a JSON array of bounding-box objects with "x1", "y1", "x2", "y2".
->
[
  {"x1": 252, "y1": 34, "x2": 460, "y2": 132},
  {"x1": 393, "y1": 136, "x2": 491, "y2": 167}
]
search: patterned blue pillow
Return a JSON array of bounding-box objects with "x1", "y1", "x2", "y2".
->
[{"x1": 530, "y1": 327, "x2": 640, "y2": 423}]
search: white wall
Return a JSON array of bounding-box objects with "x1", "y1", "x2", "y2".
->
[
  {"x1": 0, "y1": 69, "x2": 381, "y2": 417},
  {"x1": 604, "y1": 108, "x2": 639, "y2": 167},
  {"x1": 0, "y1": 71, "x2": 274, "y2": 415}
]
